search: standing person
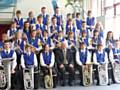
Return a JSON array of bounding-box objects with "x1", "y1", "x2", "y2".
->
[
  {"x1": 40, "y1": 7, "x2": 49, "y2": 25},
  {"x1": 14, "y1": 10, "x2": 24, "y2": 29},
  {"x1": 27, "y1": 11, "x2": 36, "y2": 25},
  {"x1": 86, "y1": 10, "x2": 95, "y2": 31}
]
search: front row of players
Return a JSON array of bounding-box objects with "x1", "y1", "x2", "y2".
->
[{"x1": 0, "y1": 40, "x2": 120, "y2": 89}]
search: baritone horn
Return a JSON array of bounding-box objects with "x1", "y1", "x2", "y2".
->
[{"x1": 44, "y1": 68, "x2": 53, "y2": 89}]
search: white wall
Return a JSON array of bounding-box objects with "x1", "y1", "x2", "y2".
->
[
  {"x1": 16, "y1": 0, "x2": 69, "y2": 19},
  {"x1": 16, "y1": 0, "x2": 54, "y2": 18}
]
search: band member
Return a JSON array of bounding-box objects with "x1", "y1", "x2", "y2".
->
[
  {"x1": 40, "y1": 44, "x2": 57, "y2": 88},
  {"x1": 23, "y1": 21, "x2": 31, "y2": 40},
  {"x1": 91, "y1": 30, "x2": 103, "y2": 48},
  {"x1": 86, "y1": 10, "x2": 95, "y2": 31},
  {"x1": 66, "y1": 13, "x2": 72, "y2": 27},
  {"x1": 66, "y1": 19, "x2": 76, "y2": 39},
  {"x1": 53, "y1": 7, "x2": 63, "y2": 27},
  {"x1": 80, "y1": 21, "x2": 90, "y2": 38},
  {"x1": 50, "y1": 16, "x2": 62, "y2": 34},
  {"x1": 106, "y1": 31, "x2": 115, "y2": 48},
  {"x1": 27, "y1": 11, "x2": 36, "y2": 25},
  {"x1": 0, "y1": 33, "x2": 8, "y2": 50},
  {"x1": 7, "y1": 21, "x2": 18, "y2": 39},
  {"x1": 28, "y1": 30, "x2": 42, "y2": 52},
  {"x1": 57, "y1": 41, "x2": 74, "y2": 86},
  {"x1": 0, "y1": 40, "x2": 17, "y2": 88},
  {"x1": 110, "y1": 40, "x2": 120, "y2": 62},
  {"x1": 94, "y1": 22, "x2": 104, "y2": 38},
  {"x1": 76, "y1": 13, "x2": 82, "y2": 31},
  {"x1": 13, "y1": 30, "x2": 27, "y2": 69},
  {"x1": 79, "y1": 30, "x2": 89, "y2": 47},
  {"x1": 76, "y1": 42, "x2": 91, "y2": 85},
  {"x1": 40, "y1": 7, "x2": 49, "y2": 25},
  {"x1": 14, "y1": 10, "x2": 24, "y2": 29},
  {"x1": 41, "y1": 30, "x2": 54, "y2": 49},
  {"x1": 36, "y1": 15, "x2": 46, "y2": 34},
  {"x1": 21, "y1": 44, "x2": 38, "y2": 68},
  {"x1": 53, "y1": 31, "x2": 66, "y2": 46},
  {"x1": 21, "y1": 44, "x2": 38, "y2": 89},
  {"x1": 93, "y1": 44, "x2": 108, "y2": 85}
]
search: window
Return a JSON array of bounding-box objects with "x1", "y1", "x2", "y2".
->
[
  {"x1": 105, "y1": 0, "x2": 114, "y2": 7},
  {"x1": 116, "y1": 4, "x2": 120, "y2": 15}
]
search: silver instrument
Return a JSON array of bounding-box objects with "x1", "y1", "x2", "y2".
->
[
  {"x1": 98, "y1": 63, "x2": 109, "y2": 85},
  {"x1": 23, "y1": 65, "x2": 34, "y2": 90},
  {"x1": 82, "y1": 64, "x2": 93, "y2": 86},
  {"x1": 44, "y1": 68, "x2": 53, "y2": 89},
  {"x1": 112, "y1": 62, "x2": 120, "y2": 83},
  {"x1": 0, "y1": 65, "x2": 7, "y2": 89},
  {"x1": 0, "y1": 58, "x2": 14, "y2": 89}
]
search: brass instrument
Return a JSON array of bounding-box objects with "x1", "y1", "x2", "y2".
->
[
  {"x1": 0, "y1": 58, "x2": 14, "y2": 89},
  {"x1": 23, "y1": 65, "x2": 34, "y2": 90},
  {"x1": 98, "y1": 63, "x2": 109, "y2": 85},
  {"x1": 112, "y1": 62, "x2": 120, "y2": 83},
  {"x1": 0, "y1": 65, "x2": 7, "y2": 89},
  {"x1": 82, "y1": 63, "x2": 93, "y2": 86},
  {"x1": 44, "y1": 68, "x2": 53, "y2": 89}
]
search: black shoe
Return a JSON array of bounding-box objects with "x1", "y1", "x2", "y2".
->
[
  {"x1": 61, "y1": 81, "x2": 65, "y2": 86},
  {"x1": 96, "y1": 82, "x2": 99, "y2": 86},
  {"x1": 79, "y1": 82, "x2": 83, "y2": 86},
  {"x1": 68, "y1": 82, "x2": 73, "y2": 86}
]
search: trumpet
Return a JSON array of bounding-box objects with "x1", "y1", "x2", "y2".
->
[{"x1": 44, "y1": 68, "x2": 53, "y2": 89}]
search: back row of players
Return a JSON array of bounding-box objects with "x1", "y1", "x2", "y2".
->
[{"x1": 0, "y1": 6, "x2": 120, "y2": 89}]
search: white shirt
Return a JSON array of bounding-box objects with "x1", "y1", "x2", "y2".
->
[
  {"x1": 93, "y1": 50, "x2": 108, "y2": 65},
  {"x1": 21, "y1": 52, "x2": 38, "y2": 68},
  {"x1": 0, "y1": 49, "x2": 17, "y2": 71},
  {"x1": 76, "y1": 49, "x2": 91, "y2": 66},
  {"x1": 40, "y1": 51, "x2": 55, "y2": 68}
]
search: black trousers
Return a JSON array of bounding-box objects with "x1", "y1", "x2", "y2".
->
[
  {"x1": 41, "y1": 66, "x2": 57, "y2": 88},
  {"x1": 58, "y1": 64, "x2": 75, "y2": 84},
  {"x1": 76, "y1": 65, "x2": 83, "y2": 84}
]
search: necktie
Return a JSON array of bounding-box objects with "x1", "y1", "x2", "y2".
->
[
  {"x1": 6, "y1": 51, "x2": 9, "y2": 54},
  {"x1": 18, "y1": 40, "x2": 20, "y2": 45}
]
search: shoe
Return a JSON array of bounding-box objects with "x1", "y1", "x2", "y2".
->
[
  {"x1": 68, "y1": 82, "x2": 73, "y2": 86},
  {"x1": 61, "y1": 81, "x2": 65, "y2": 86}
]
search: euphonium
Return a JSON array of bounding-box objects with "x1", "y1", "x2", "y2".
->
[
  {"x1": 44, "y1": 68, "x2": 53, "y2": 89},
  {"x1": 0, "y1": 66, "x2": 7, "y2": 89}
]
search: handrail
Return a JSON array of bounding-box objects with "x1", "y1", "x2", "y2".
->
[{"x1": 0, "y1": 0, "x2": 17, "y2": 22}]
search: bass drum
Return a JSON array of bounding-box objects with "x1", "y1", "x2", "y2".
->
[
  {"x1": 82, "y1": 64, "x2": 93, "y2": 86},
  {"x1": 0, "y1": 66, "x2": 7, "y2": 89},
  {"x1": 112, "y1": 62, "x2": 120, "y2": 83},
  {"x1": 98, "y1": 64, "x2": 108, "y2": 85}
]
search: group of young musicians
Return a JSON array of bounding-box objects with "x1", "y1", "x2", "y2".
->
[{"x1": 0, "y1": 6, "x2": 120, "y2": 89}]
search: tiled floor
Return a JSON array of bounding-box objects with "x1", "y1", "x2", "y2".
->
[{"x1": 39, "y1": 84, "x2": 120, "y2": 90}]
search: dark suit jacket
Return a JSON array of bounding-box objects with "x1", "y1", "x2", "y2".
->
[{"x1": 53, "y1": 48, "x2": 73, "y2": 66}]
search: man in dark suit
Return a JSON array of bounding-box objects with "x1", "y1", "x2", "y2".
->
[{"x1": 54, "y1": 41, "x2": 74, "y2": 86}]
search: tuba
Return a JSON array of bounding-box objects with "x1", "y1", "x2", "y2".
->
[
  {"x1": 0, "y1": 65, "x2": 7, "y2": 89},
  {"x1": 44, "y1": 68, "x2": 53, "y2": 89},
  {"x1": 0, "y1": 58, "x2": 14, "y2": 89},
  {"x1": 98, "y1": 63, "x2": 109, "y2": 85},
  {"x1": 23, "y1": 65, "x2": 34, "y2": 90},
  {"x1": 82, "y1": 63, "x2": 93, "y2": 86}
]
